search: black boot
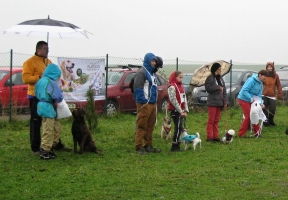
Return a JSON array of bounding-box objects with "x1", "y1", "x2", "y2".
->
[
  {"x1": 171, "y1": 143, "x2": 182, "y2": 152},
  {"x1": 268, "y1": 115, "x2": 276, "y2": 126},
  {"x1": 263, "y1": 121, "x2": 271, "y2": 127}
]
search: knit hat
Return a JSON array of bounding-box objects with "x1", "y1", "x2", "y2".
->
[{"x1": 210, "y1": 63, "x2": 221, "y2": 75}]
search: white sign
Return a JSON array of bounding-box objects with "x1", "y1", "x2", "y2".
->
[{"x1": 57, "y1": 57, "x2": 106, "y2": 102}]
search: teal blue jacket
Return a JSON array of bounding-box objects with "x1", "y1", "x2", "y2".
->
[{"x1": 35, "y1": 63, "x2": 63, "y2": 118}]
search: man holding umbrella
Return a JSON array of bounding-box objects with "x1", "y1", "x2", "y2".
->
[{"x1": 22, "y1": 41, "x2": 70, "y2": 155}]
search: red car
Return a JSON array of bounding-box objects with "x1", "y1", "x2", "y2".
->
[
  {"x1": 0, "y1": 67, "x2": 29, "y2": 113},
  {"x1": 70, "y1": 66, "x2": 170, "y2": 115}
]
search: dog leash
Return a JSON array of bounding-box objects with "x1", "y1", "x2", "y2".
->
[{"x1": 263, "y1": 107, "x2": 286, "y2": 125}]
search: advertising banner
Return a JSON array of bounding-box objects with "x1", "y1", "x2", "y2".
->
[{"x1": 57, "y1": 57, "x2": 106, "y2": 102}]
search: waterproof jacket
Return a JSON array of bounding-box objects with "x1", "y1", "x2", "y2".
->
[
  {"x1": 238, "y1": 73, "x2": 263, "y2": 103},
  {"x1": 133, "y1": 53, "x2": 158, "y2": 104},
  {"x1": 205, "y1": 74, "x2": 227, "y2": 107},
  {"x1": 22, "y1": 54, "x2": 52, "y2": 97},
  {"x1": 35, "y1": 64, "x2": 63, "y2": 118},
  {"x1": 263, "y1": 62, "x2": 282, "y2": 99}
]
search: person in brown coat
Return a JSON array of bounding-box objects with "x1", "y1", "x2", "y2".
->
[{"x1": 262, "y1": 62, "x2": 282, "y2": 126}]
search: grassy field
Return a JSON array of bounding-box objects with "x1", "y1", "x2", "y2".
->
[{"x1": 1, "y1": 104, "x2": 288, "y2": 199}]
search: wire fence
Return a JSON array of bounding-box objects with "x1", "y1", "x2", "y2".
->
[{"x1": 0, "y1": 51, "x2": 274, "y2": 122}]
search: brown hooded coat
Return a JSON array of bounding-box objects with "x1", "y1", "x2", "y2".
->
[{"x1": 262, "y1": 62, "x2": 282, "y2": 99}]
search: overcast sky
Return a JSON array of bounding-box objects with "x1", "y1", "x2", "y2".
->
[{"x1": 1, "y1": 0, "x2": 288, "y2": 64}]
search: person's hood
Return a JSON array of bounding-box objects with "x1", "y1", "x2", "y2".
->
[
  {"x1": 251, "y1": 73, "x2": 261, "y2": 83},
  {"x1": 169, "y1": 71, "x2": 178, "y2": 84},
  {"x1": 143, "y1": 53, "x2": 157, "y2": 74},
  {"x1": 43, "y1": 63, "x2": 61, "y2": 80},
  {"x1": 266, "y1": 62, "x2": 275, "y2": 77},
  {"x1": 266, "y1": 62, "x2": 275, "y2": 71}
]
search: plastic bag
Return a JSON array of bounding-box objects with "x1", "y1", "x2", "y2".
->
[{"x1": 56, "y1": 99, "x2": 72, "y2": 119}]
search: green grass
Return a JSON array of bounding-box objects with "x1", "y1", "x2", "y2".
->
[{"x1": 1, "y1": 105, "x2": 288, "y2": 199}]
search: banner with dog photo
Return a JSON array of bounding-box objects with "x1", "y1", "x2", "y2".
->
[{"x1": 57, "y1": 57, "x2": 106, "y2": 102}]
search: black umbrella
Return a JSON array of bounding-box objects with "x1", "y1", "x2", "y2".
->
[{"x1": 3, "y1": 16, "x2": 91, "y2": 43}]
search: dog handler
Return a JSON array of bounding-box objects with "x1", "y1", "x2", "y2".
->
[
  {"x1": 205, "y1": 63, "x2": 228, "y2": 142},
  {"x1": 133, "y1": 53, "x2": 161, "y2": 154},
  {"x1": 22, "y1": 41, "x2": 70, "y2": 155},
  {"x1": 35, "y1": 63, "x2": 64, "y2": 159},
  {"x1": 168, "y1": 71, "x2": 189, "y2": 152},
  {"x1": 262, "y1": 62, "x2": 282, "y2": 126},
  {"x1": 237, "y1": 70, "x2": 268, "y2": 138}
]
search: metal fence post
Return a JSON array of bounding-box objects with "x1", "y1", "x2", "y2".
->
[
  {"x1": 176, "y1": 57, "x2": 178, "y2": 71},
  {"x1": 104, "y1": 54, "x2": 108, "y2": 113},
  {"x1": 229, "y1": 59, "x2": 233, "y2": 106},
  {"x1": 9, "y1": 49, "x2": 13, "y2": 122}
]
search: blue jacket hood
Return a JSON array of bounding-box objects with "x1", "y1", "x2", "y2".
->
[
  {"x1": 143, "y1": 53, "x2": 157, "y2": 74},
  {"x1": 251, "y1": 73, "x2": 261, "y2": 83},
  {"x1": 43, "y1": 63, "x2": 61, "y2": 80}
]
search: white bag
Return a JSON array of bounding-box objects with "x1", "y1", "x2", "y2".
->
[
  {"x1": 250, "y1": 102, "x2": 262, "y2": 125},
  {"x1": 56, "y1": 99, "x2": 72, "y2": 119}
]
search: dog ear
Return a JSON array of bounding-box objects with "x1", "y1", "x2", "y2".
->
[{"x1": 72, "y1": 109, "x2": 78, "y2": 117}]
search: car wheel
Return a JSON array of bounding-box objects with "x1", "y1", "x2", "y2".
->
[
  {"x1": 159, "y1": 98, "x2": 168, "y2": 113},
  {"x1": 104, "y1": 100, "x2": 118, "y2": 115}
]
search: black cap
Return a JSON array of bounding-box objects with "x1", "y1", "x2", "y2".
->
[{"x1": 155, "y1": 56, "x2": 163, "y2": 68}]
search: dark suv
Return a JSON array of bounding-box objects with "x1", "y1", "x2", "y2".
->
[{"x1": 71, "y1": 65, "x2": 169, "y2": 115}]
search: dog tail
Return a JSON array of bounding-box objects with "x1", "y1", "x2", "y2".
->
[{"x1": 196, "y1": 132, "x2": 200, "y2": 139}]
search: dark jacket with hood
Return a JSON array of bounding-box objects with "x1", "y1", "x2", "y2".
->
[
  {"x1": 263, "y1": 62, "x2": 282, "y2": 99},
  {"x1": 205, "y1": 73, "x2": 228, "y2": 107},
  {"x1": 133, "y1": 53, "x2": 158, "y2": 104}
]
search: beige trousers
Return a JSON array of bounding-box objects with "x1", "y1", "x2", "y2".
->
[
  {"x1": 41, "y1": 118, "x2": 61, "y2": 151},
  {"x1": 135, "y1": 103, "x2": 156, "y2": 150}
]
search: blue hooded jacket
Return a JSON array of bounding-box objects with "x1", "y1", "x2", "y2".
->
[
  {"x1": 35, "y1": 63, "x2": 63, "y2": 118},
  {"x1": 133, "y1": 53, "x2": 158, "y2": 104},
  {"x1": 237, "y1": 73, "x2": 263, "y2": 103}
]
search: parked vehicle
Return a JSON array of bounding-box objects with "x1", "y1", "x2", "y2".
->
[
  {"x1": 182, "y1": 73, "x2": 193, "y2": 94},
  {"x1": 0, "y1": 67, "x2": 29, "y2": 114},
  {"x1": 71, "y1": 65, "x2": 170, "y2": 115},
  {"x1": 276, "y1": 68, "x2": 288, "y2": 101},
  {"x1": 191, "y1": 69, "x2": 257, "y2": 106}
]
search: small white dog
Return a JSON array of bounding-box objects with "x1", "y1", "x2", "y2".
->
[
  {"x1": 160, "y1": 117, "x2": 172, "y2": 140},
  {"x1": 222, "y1": 129, "x2": 235, "y2": 144},
  {"x1": 180, "y1": 129, "x2": 202, "y2": 151}
]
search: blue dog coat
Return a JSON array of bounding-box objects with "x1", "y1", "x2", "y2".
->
[{"x1": 181, "y1": 134, "x2": 197, "y2": 143}]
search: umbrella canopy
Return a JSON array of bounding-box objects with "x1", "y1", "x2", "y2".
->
[
  {"x1": 190, "y1": 60, "x2": 232, "y2": 87},
  {"x1": 3, "y1": 16, "x2": 91, "y2": 42}
]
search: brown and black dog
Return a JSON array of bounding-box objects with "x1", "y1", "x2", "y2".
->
[{"x1": 71, "y1": 108, "x2": 100, "y2": 154}]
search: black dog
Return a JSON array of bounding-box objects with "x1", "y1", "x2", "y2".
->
[{"x1": 71, "y1": 108, "x2": 99, "y2": 154}]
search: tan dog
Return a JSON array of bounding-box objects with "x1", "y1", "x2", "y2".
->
[
  {"x1": 60, "y1": 60, "x2": 75, "y2": 82},
  {"x1": 160, "y1": 116, "x2": 172, "y2": 140}
]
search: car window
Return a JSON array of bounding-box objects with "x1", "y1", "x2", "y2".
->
[
  {"x1": 13, "y1": 72, "x2": 24, "y2": 85},
  {"x1": 0, "y1": 71, "x2": 8, "y2": 81},
  {"x1": 223, "y1": 72, "x2": 243, "y2": 83},
  {"x1": 156, "y1": 75, "x2": 166, "y2": 86},
  {"x1": 277, "y1": 70, "x2": 288, "y2": 80},
  {"x1": 108, "y1": 72, "x2": 124, "y2": 85},
  {"x1": 124, "y1": 72, "x2": 136, "y2": 84},
  {"x1": 242, "y1": 72, "x2": 253, "y2": 82},
  {"x1": 183, "y1": 74, "x2": 192, "y2": 86}
]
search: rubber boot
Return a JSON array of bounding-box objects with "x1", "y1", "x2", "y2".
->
[
  {"x1": 268, "y1": 115, "x2": 276, "y2": 126},
  {"x1": 171, "y1": 143, "x2": 181, "y2": 152}
]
